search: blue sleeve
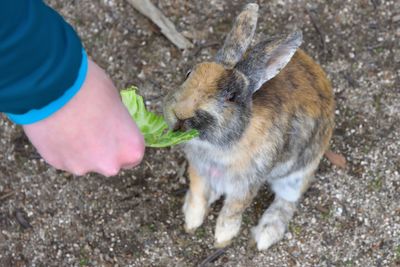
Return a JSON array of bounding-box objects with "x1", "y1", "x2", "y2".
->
[{"x1": 0, "y1": 0, "x2": 88, "y2": 124}]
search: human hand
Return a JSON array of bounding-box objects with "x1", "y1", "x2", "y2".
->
[{"x1": 23, "y1": 59, "x2": 145, "y2": 176}]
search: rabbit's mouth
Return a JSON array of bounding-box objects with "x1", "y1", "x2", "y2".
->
[{"x1": 173, "y1": 118, "x2": 191, "y2": 132}]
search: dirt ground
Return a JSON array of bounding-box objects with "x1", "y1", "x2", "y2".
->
[{"x1": 1, "y1": 0, "x2": 399, "y2": 266}]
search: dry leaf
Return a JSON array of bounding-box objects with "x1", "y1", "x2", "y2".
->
[{"x1": 324, "y1": 150, "x2": 347, "y2": 169}]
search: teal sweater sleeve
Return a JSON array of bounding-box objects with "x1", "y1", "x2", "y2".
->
[{"x1": 0, "y1": 0, "x2": 88, "y2": 124}]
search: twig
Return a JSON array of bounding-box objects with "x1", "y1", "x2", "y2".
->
[
  {"x1": 343, "y1": 71, "x2": 358, "y2": 88},
  {"x1": 126, "y1": 0, "x2": 192, "y2": 50},
  {"x1": 198, "y1": 248, "x2": 226, "y2": 267},
  {"x1": 172, "y1": 188, "x2": 187, "y2": 197},
  {"x1": 176, "y1": 161, "x2": 187, "y2": 180},
  {"x1": 370, "y1": 0, "x2": 379, "y2": 9},
  {"x1": 288, "y1": 253, "x2": 300, "y2": 265},
  {"x1": 306, "y1": 9, "x2": 327, "y2": 61},
  {"x1": 0, "y1": 190, "x2": 14, "y2": 201},
  {"x1": 190, "y1": 41, "x2": 220, "y2": 58},
  {"x1": 367, "y1": 43, "x2": 383, "y2": 50}
]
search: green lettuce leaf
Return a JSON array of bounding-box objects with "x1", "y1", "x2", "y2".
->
[{"x1": 121, "y1": 87, "x2": 199, "y2": 148}]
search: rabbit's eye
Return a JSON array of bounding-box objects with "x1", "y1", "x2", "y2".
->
[
  {"x1": 226, "y1": 91, "x2": 237, "y2": 102},
  {"x1": 185, "y1": 70, "x2": 192, "y2": 79}
]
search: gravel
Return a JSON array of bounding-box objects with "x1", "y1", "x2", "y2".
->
[{"x1": 0, "y1": 0, "x2": 399, "y2": 266}]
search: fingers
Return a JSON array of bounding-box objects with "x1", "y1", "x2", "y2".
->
[
  {"x1": 120, "y1": 131, "x2": 145, "y2": 169},
  {"x1": 60, "y1": 161, "x2": 119, "y2": 177},
  {"x1": 64, "y1": 133, "x2": 144, "y2": 177},
  {"x1": 26, "y1": 123, "x2": 145, "y2": 177},
  {"x1": 115, "y1": 111, "x2": 146, "y2": 172},
  {"x1": 97, "y1": 163, "x2": 120, "y2": 177},
  {"x1": 22, "y1": 59, "x2": 146, "y2": 178}
]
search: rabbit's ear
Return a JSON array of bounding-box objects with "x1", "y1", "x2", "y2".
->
[
  {"x1": 215, "y1": 3, "x2": 259, "y2": 68},
  {"x1": 236, "y1": 30, "x2": 303, "y2": 94}
]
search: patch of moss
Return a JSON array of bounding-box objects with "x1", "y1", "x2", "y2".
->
[
  {"x1": 344, "y1": 259, "x2": 354, "y2": 266},
  {"x1": 373, "y1": 93, "x2": 383, "y2": 113},
  {"x1": 368, "y1": 177, "x2": 384, "y2": 191},
  {"x1": 146, "y1": 223, "x2": 157, "y2": 233},
  {"x1": 289, "y1": 223, "x2": 302, "y2": 236},
  {"x1": 79, "y1": 258, "x2": 89, "y2": 267},
  {"x1": 373, "y1": 47, "x2": 384, "y2": 54},
  {"x1": 195, "y1": 227, "x2": 206, "y2": 239}
]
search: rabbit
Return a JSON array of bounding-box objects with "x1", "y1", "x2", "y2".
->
[{"x1": 163, "y1": 3, "x2": 334, "y2": 250}]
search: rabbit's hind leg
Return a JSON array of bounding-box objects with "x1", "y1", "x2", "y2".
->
[
  {"x1": 251, "y1": 167, "x2": 315, "y2": 250},
  {"x1": 251, "y1": 196, "x2": 297, "y2": 250}
]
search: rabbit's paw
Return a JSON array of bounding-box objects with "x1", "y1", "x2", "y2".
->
[
  {"x1": 251, "y1": 220, "x2": 286, "y2": 250},
  {"x1": 214, "y1": 216, "x2": 241, "y2": 248},
  {"x1": 183, "y1": 192, "x2": 207, "y2": 233}
]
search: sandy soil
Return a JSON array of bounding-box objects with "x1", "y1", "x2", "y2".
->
[{"x1": 0, "y1": 0, "x2": 399, "y2": 266}]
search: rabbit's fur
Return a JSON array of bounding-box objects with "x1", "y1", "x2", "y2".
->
[{"x1": 163, "y1": 3, "x2": 334, "y2": 250}]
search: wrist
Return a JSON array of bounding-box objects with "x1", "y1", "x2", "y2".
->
[{"x1": 6, "y1": 49, "x2": 88, "y2": 125}]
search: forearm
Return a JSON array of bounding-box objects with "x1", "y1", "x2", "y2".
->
[{"x1": 0, "y1": 0, "x2": 85, "y2": 124}]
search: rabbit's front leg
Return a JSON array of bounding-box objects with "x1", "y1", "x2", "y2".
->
[
  {"x1": 214, "y1": 192, "x2": 256, "y2": 248},
  {"x1": 183, "y1": 165, "x2": 220, "y2": 233}
]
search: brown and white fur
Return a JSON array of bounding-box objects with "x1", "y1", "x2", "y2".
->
[{"x1": 163, "y1": 3, "x2": 334, "y2": 250}]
